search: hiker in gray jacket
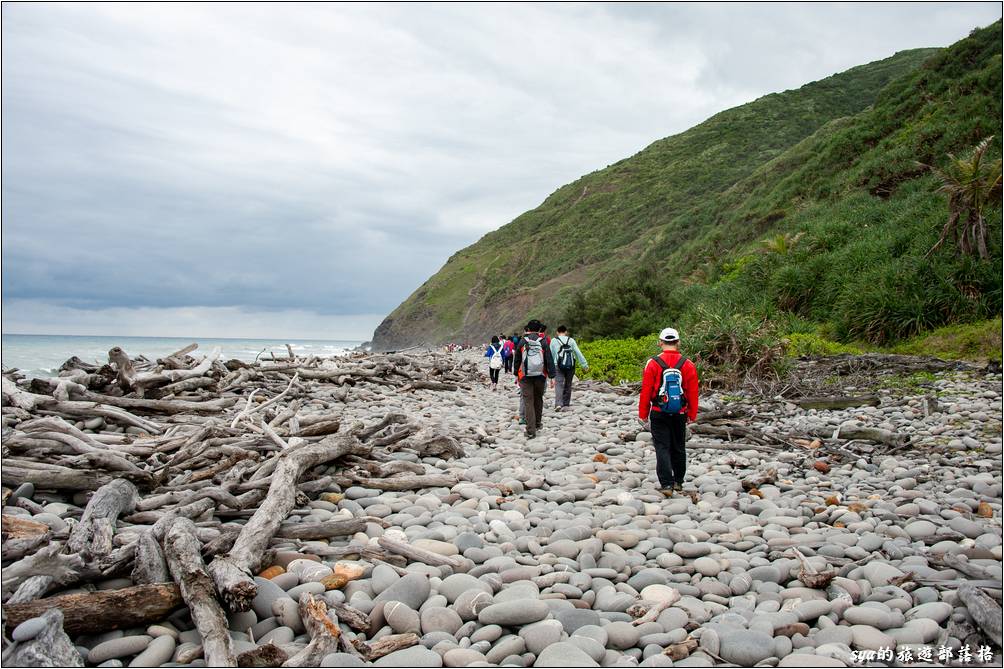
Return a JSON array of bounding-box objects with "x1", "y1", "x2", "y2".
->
[
  {"x1": 550, "y1": 325, "x2": 589, "y2": 410},
  {"x1": 512, "y1": 320, "x2": 556, "y2": 439}
]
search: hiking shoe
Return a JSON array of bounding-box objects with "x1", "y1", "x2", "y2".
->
[
  {"x1": 518, "y1": 418, "x2": 526, "y2": 425},
  {"x1": 673, "y1": 483, "x2": 683, "y2": 492},
  {"x1": 526, "y1": 431, "x2": 536, "y2": 440},
  {"x1": 659, "y1": 488, "x2": 674, "y2": 498}
]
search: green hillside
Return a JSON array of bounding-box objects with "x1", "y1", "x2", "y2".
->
[{"x1": 373, "y1": 23, "x2": 1002, "y2": 355}]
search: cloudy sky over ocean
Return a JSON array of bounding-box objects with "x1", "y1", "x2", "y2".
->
[{"x1": 2, "y1": 2, "x2": 1000, "y2": 339}]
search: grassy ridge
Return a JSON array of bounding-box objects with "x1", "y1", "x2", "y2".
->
[
  {"x1": 374, "y1": 23, "x2": 1002, "y2": 360},
  {"x1": 373, "y1": 44, "x2": 944, "y2": 349},
  {"x1": 567, "y1": 23, "x2": 1002, "y2": 352}
]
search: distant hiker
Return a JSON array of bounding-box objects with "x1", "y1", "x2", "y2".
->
[
  {"x1": 550, "y1": 325, "x2": 589, "y2": 410},
  {"x1": 485, "y1": 336, "x2": 504, "y2": 391},
  {"x1": 501, "y1": 335, "x2": 515, "y2": 374},
  {"x1": 638, "y1": 327, "x2": 699, "y2": 495},
  {"x1": 539, "y1": 324, "x2": 551, "y2": 348},
  {"x1": 513, "y1": 320, "x2": 556, "y2": 439}
]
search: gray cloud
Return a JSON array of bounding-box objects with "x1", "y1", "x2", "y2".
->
[{"x1": 2, "y1": 2, "x2": 1000, "y2": 338}]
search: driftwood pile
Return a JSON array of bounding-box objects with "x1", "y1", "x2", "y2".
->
[{"x1": 0, "y1": 344, "x2": 483, "y2": 666}]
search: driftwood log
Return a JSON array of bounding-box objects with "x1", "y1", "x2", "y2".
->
[
  {"x1": 793, "y1": 395, "x2": 880, "y2": 410},
  {"x1": 0, "y1": 343, "x2": 501, "y2": 663},
  {"x1": 4, "y1": 583, "x2": 183, "y2": 635},
  {"x1": 164, "y1": 518, "x2": 236, "y2": 666},
  {"x1": 208, "y1": 434, "x2": 372, "y2": 611},
  {"x1": 959, "y1": 583, "x2": 1004, "y2": 648},
  {"x1": 282, "y1": 593, "x2": 342, "y2": 667},
  {"x1": 67, "y1": 479, "x2": 139, "y2": 558}
]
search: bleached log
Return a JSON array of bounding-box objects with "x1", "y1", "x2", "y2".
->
[
  {"x1": 1, "y1": 543, "x2": 83, "y2": 598},
  {"x1": 74, "y1": 388, "x2": 234, "y2": 415},
  {"x1": 794, "y1": 395, "x2": 880, "y2": 410},
  {"x1": 355, "y1": 633, "x2": 420, "y2": 661},
  {"x1": 959, "y1": 583, "x2": 1003, "y2": 648},
  {"x1": 132, "y1": 530, "x2": 170, "y2": 584},
  {"x1": 275, "y1": 518, "x2": 369, "y2": 540},
  {"x1": 67, "y1": 479, "x2": 139, "y2": 558},
  {"x1": 339, "y1": 473, "x2": 459, "y2": 492},
  {"x1": 161, "y1": 346, "x2": 221, "y2": 382},
  {"x1": 230, "y1": 373, "x2": 299, "y2": 428},
  {"x1": 2, "y1": 533, "x2": 51, "y2": 562},
  {"x1": 163, "y1": 342, "x2": 199, "y2": 360},
  {"x1": 8, "y1": 575, "x2": 56, "y2": 604},
  {"x1": 377, "y1": 536, "x2": 465, "y2": 570},
  {"x1": 164, "y1": 518, "x2": 236, "y2": 667},
  {"x1": 208, "y1": 432, "x2": 371, "y2": 611},
  {"x1": 152, "y1": 376, "x2": 216, "y2": 397}
]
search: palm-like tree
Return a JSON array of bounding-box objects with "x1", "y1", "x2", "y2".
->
[
  {"x1": 760, "y1": 232, "x2": 804, "y2": 255},
  {"x1": 922, "y1": 136, "x2": 1002, "y2": 260}
]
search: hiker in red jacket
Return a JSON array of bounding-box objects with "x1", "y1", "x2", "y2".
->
[{"x1": 638, "y1": 327, "x2": 699, "y2": 495}]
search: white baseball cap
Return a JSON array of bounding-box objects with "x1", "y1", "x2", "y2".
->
[{"x1": 659, "y1": 327, "x2": 680, "y2": 342}]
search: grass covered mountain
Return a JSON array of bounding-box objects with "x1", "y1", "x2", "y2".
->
[{"x1": 373, "y1": 23, "x2": 1002, "y2": 353}]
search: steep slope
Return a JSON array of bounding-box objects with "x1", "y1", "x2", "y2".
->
[
  {"x1": 565, "y1": 21, "x2": 1001, "y2": 346},
  {"x1": 374, "y1": 23, "x2": 1001, "y2": 350},
  {"x1": 372, "y1": 47, "x2": 938, "y2": 350}
]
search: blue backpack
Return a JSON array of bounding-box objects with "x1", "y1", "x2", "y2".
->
[{"x1": 651, "y1": 356, "x2": 688, "y2": 414}]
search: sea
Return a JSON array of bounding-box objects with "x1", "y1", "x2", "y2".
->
[{"x1": 1, "y1": 334, "x2": 364, "y2": 378}]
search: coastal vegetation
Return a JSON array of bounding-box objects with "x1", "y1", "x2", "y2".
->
[{"x1": 374, "y1": 23, "x2": 1002, "y2": 381}]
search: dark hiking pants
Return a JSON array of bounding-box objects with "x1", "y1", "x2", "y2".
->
[
  {"x1": 554, "y1": 368, "x2": 575, "y2": 407},
  {"x1": 519, "y1": 376, "x2": 546, "y2": 436},
  {"x1": 651, "y1": 410, "x2": 687, "y2": 487},
  {"x1": 489, "y1": 368, "x2": 500, "y2": 385}
]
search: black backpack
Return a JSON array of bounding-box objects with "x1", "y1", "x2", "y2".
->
[{"x1": 556, "y1": 336, "x2": 575, "y2": 371}]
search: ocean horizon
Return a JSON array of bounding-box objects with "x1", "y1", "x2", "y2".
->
[{"x1": 1, "y1": 333, "x2": 364, "y2": 377}]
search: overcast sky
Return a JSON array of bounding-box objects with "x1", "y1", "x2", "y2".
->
[{"x1": 2, "y1": 2, "x2": 1000, "y2": 340}]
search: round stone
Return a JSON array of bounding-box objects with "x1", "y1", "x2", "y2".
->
[
  {"x1": 693, "y1": 557, "x2": 721, "y2": 577},
  {"x1": 718, "y1": 629, "x2": 774, "y2": 666},
  {"x1": 534, "y1": 641, "x2": 600, "y2": 667},
  {"x1": 252, "y1": 577, "x2": 293, "y2": 619},
  {"x1": 555, "y1": 609, "x2": 601, "y2": 634},
  {"x1": 605, "y1": 621, "x2": 641, "y2": 650},
  {"x1": 373, "y1": 645, "x2": 443, "y2": 667},
  {"x1": 272, "y1": 597, "x2": 305, "y2": 634},
  {"x1": 904, "y1": 521, "x2": 938, "y2": 540},
  {"x1": 321, "y1": 652, "x2": 369, "y2": 667},
  {"x1": 850, "y1": 625, "x2": 896, "y2": 651},
  {"x1": 421, "y1": 607, "x2": 463, "y2": 636},
  {"x1": 371, "y1": 564, "x2": 400, "y2": 595},
  {"x1": 11, "y1": 617, "x2": 47, "y2": 642},
  {"x1": 89, "y1": 636, "x2": 153, "y2": 664},
  {"x1": 384, "y1": 602, "x2": 422, "y2": 634},
  {"x1": 479, "y1": 600, "x2": 550, "y2": 626},
  {"x1": 519, "y1": 619, "x2": 564, "y2": 654},
  {"x1": 127, "y1": 635, "x2": 175, "y2": 667},
  {"x1": 438, "y1": 574, "x2": 491, "y2": 603},
  {"x1": 374, "y1": 574, "x2": 432, "y2": 610},
  {"x1": 639, "y1": 584, "x2": 679, "y2": 605},
  {"x1": 454, "y1": 589, "x2": 494, "y2": 621}
]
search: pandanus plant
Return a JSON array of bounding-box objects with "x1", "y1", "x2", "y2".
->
[{"x1": 921, "y1": 136, "x2": 1002, "y2": 260}]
